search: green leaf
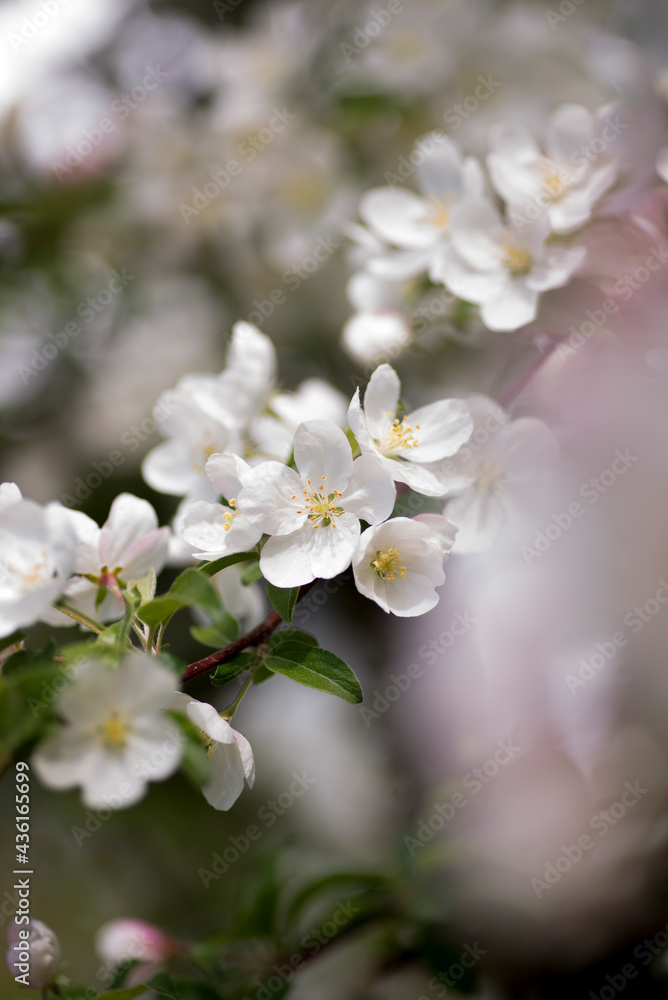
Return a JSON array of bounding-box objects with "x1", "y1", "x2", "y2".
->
[
  {"x1": 211, "y1": 650, "x2": 257, "y2": 686},
  {"x1": 266, "y1": 583, "x2": 300, "y2": 624},
  {"x1": 264, "y1": 641, "x2": 363, "y2": 704},
  {"x1": 198, "y1": 550, "x2": 259, "y2": 578},
  {"x1": 96, "y1": 988, "x2": 149, "y2": 1000},
  {"x1": 267, "y1": 629, "x2": 317, "y2": 649},
  {"x1": 126, "y1": 566, "x2": 157, "y2": 604},
  {"x1": 392, "y1": 491, "x2": 444, "y2": 518},
  {"x1": 142, "y1": 972, "x2": 182, "y2": 998},
  {"x1": 241, "y1": 561, "x2": 264, "y2": 586},
  {"x1": 139, "y1": 569, "x2": 222, "y2": 629},
  {"x1": 287, "y1": 871, "x2": 390, "y2": 922},
  {"x1": 190, "y1": 613, "x2": 239, "y2": 649},
  {"x1": 252, "y1": 663, "x2": 275, "y2": 685},
  {"x1": 94, "y1": 587, "x2": 141, "y2": 654},
  {"x1": 169, "y1": 569, "x2": 223, "y2": 618}
]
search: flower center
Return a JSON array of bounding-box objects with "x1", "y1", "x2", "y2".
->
[
  {"x1": 1, "y1": 547, "x2": 52, "y2": 593},
  {"x1": 540, "y1": 159, "x2": 571, "y2": 202},
  {"x1": 191, "y1": 431, "x2": 218, "y2": 473},
  {"x1": 500, "y1": 235, "x2": 532, "y2": 277},
  {"x1": 475, "y1": 458, "x2": 506, "y2": 491},
  {"x1": 98, "y1": 712, "x2": 130, "y2": 751},
  {"x1": 295, "y1": 477, "x2": 345, "y2": 529},
  {"x1": 221, "y1": 499, "x2": 240, "y2": 532},
  {"x1": 383, "y1": 413, "x2": 420, "y2": 454},
  {"x1": 371, "y1": 548, "x2": 407, "y2": 582},
  {"x1": 199, "y1": 730, "x2": 217, "y2": 757},
  {"x1": 425, "y1": 195, "x2": 450, "y2": 229}
]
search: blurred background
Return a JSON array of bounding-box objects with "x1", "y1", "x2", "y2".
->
[{"x1": 3, "y1": 0, "x2": 668, "y2": 997}]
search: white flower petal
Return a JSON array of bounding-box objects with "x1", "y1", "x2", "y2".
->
[
  {"x1": 405, "y1": 399, "x2": 473, "y2": 463},
  {"x1": 359, "y1": 187, "x2": 438, "y2": 249},
  {"x1": 293, "y1": 420, "x2": 353, "y2": 487},
  {"x1": 343, "y1": 455, "x2": 396, "y2": 524},
  {"x1": 480, "y1": 282, "x2": 539, "y2": 332}
]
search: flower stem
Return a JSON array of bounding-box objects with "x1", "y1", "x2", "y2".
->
[
  {"x1": 222, "y1": 665, "x2": 257, "y2": 719},
  {"x1": 182, "y1": 580, "x2": 317, "y2": 683},
  {"x1": 52, "y1": 603, "x2": 103, "y2": 635}
]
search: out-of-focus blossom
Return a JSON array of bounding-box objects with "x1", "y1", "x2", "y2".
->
[
  {"x1": 0, "y1": 493, "x2": 76, "y2": 638},
  {"x1": 441, "y1": 394, "x2": 559, "y2": 553},
  {"x1": 32, "y1": 654, "x2": 182, "y2": 809},
  {"x1": 487, "y1": 103, "x2": 620, "y2": 233},
  {"x1": 6, "y1": 919, "x2": 61, "y2": 990},
  {"x1": 433, "y1": 199, "x2": 586, "y2": 331},
  {"x1": 359, "y1": 134, "x2": 485, "y2": 281}
]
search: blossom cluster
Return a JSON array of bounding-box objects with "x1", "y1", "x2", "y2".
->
[{"x1": 343, "y1": 102, "x2": 630, "y2": 362}]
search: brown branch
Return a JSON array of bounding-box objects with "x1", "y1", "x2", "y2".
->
[{"x1": 181, "y1": 581, "x2": 316, "y2": 683}]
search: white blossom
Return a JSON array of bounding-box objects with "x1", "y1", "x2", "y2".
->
[
  {"x1": 441, "y1": 395, "x2": 559, "y2": 553},
  {"x1": 433, "y1": 198, "x2": 586, "y2": 332},
  {"x1": 7, "y1": 919, "x2": 61, "y2": 990},
  {"x1": 348, "y1": 364, "x2": 473, "y2": 496},
  {"x1": 353, "y1": 515, "x2": 458, "y2": 617},
  {"x1": 32, "y1": 654, "x2": 182, "y2": 810},
  {"x1": 178, "y1": 454, "x2": 264, "y2": 562},
  {"x1": 238, "y1": 420, "x2": 396, "y2": 587},
  {"x1": 487, "y1": 103, "x2": 620, "y2": 234},
  {"x1": 358, "y1": 134, "x2": 485, "y2": 280},
  {"x1": 142, "y1": 322, "x2": 275, "y2": 502},
  {"x1": 0, "y1": 495, "x2": 76, "y2": 639},
  {"x1": 172, "y1": 693, "x2": 255, "y2": 811},
  {"x1": 44, "y1": 493, "x2": 170, "y2": 626}
]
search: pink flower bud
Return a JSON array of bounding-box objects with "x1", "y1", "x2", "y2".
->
[
  {"x1": 6, "y1": 919, "x2": 61, "y2": 989},
  {"x1": 95, "y1": 919, "x2": 178, "y2": 966}
]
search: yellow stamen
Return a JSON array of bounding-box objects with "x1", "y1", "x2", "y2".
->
[
  {"x1": 371, "y1": 548, "x2": 407, "y2": 582},
  {"x1": 98, "y1": 713, "x2": 129, "y2": 751}
]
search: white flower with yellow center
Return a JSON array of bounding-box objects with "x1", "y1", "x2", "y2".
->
[
  {"x1": 433, "y1": 198, "x2": 586, "y2": 332},
  {"x1": 31, "y1": 654, "x2": 182, "y2": 810},
  {"x1": 487, "y1": 103, "x2": 620, "y2": 233},
  {"x1": 348, "y1": 364, "x2": 473, "y2": 497},
  {"x1": 358, "y1": 133, "x2": 485, "y2": 281},
  {"x1": 440, "y1": 395, "x2": 559, "y2": 553},
  {"x1": 237, "y1": 420, "x2": 396, "y2": 588},
  {"x1": 177, "y1": 453, "x2": 264, "y2": 561},
  {"x1": 172, "y1": 694, "x2": 254, "y2": 811},
  {"x1": 353, "y1": 515, "x2": 458, "y2": 617},
  {"x1": 0, "y1": 492, "x2": 76, "y2": 638}
]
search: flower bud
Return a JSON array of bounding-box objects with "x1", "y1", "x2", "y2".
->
[
  {"x1": 95, "y1": 919, "x2": 178, "y2": 966},
  {"x1": 6, "y1": 919, "x2": 61, "y2": 989}
]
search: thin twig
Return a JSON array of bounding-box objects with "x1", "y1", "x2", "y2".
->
[{"x1": 182, "y1": 581, "x2": 317, "y2": 683}]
